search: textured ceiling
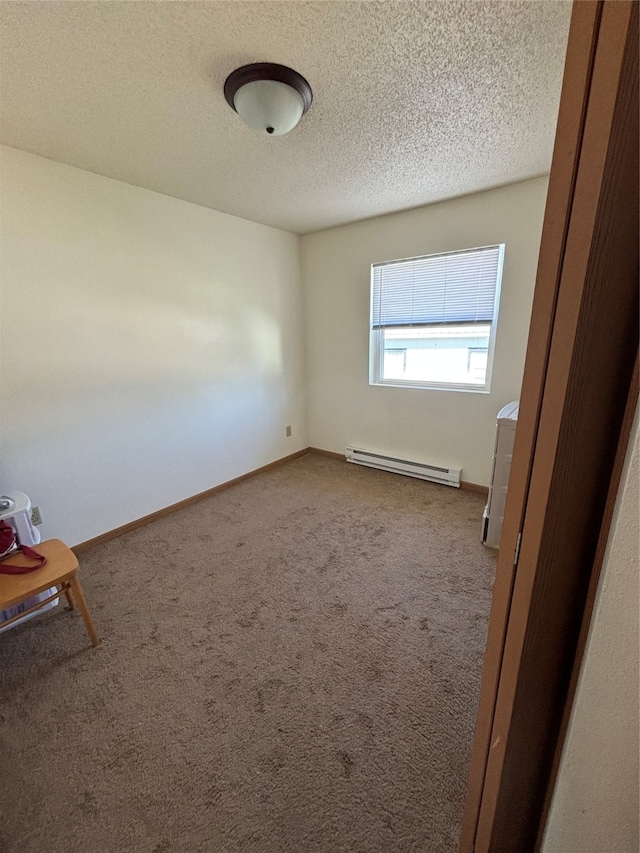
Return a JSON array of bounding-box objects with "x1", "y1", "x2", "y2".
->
[{"x1": 0, "y1": 1, "x2": 571, "y2": 234}]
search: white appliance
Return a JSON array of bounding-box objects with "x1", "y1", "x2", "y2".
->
[
  {"x1": 0, "y1": 492, "x2": 59, "y2": 633},
  {"x1": 482, "y1": 402, "x2": 519, "y2": 549}
]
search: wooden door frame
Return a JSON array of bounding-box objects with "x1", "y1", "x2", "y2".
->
[{"x1": 460, "y1": 1, "x2": 639, "y2": 850}]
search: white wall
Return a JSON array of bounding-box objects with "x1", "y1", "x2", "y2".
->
[
  {"x1": 542, "y1": 409, "x2": 640, "y2": 853},
  {"x1": 301, "y1": 178, "x2": 548, "y2": 485},
  {"x1": 0, "y1": 146, "x2": 306, "y2": 546}
]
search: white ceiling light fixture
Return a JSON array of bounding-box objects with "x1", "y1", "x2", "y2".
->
[{"x1": 224, "y1": 63, "x2": 313, "y2": 137}]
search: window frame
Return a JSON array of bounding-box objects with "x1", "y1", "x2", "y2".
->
[{"x1": 368, "y1": 244, "x2": 505, "y2": 393}]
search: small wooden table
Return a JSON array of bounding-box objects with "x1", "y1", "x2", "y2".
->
[{"x1": 0, "y1": 538, "x2": 100, "y2": 646}]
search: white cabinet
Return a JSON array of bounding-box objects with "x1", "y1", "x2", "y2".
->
[{"x1": 482, "y1": 401, "x2": 519, "y2": 549}]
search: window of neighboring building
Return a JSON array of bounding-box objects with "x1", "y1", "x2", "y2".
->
[{"x1": 369, "y1": 244, "x2": 504, "y2": 392}]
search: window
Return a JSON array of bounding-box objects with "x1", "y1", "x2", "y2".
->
[{"x1": 370, "y1": 244, "x2": 504, "y2": 392}]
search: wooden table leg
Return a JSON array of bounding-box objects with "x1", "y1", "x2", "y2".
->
[
  {"x1": 64, "y1": 583, "x2": 75, "y2": 611},
  {"x1": 68, "y1": 572, "x2": 100, "y2": 647}
]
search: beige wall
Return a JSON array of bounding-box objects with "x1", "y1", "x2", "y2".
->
[
  {"x1": 0, "y1": 146, "x2": 307, "y2": 545},
  {"x1": 301, "y1": 177, "x2": 548, "y2": 486},
  {"x1": 543, "y1": 409, "x2": 640, "y2": 853}
]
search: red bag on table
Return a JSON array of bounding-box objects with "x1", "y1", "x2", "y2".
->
[{"x1": 0, "y1": 520, "x2": 46, "y2": 573}]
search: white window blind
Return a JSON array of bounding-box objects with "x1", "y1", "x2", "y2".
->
[{"x1": 371, "y1": 244, "x2": 504, "y2": 329}]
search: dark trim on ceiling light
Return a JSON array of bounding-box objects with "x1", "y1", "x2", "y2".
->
[{"x1": 223, "y1": 63, "x2": 313, "y2": 114}]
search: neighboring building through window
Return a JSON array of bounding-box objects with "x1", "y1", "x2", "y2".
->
[{"x1": 369, "y1": 244, "x2": 504, "y2": 392}]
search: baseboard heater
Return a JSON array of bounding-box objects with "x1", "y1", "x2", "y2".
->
[{"x1": 345, "y1": 447, "x2": 461, "y2": 488}]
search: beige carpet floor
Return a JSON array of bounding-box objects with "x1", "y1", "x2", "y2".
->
[{"x1": 0, "y1": 453, "x2": 496, "y2": 853}]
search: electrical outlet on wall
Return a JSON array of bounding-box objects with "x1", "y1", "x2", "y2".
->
[
  {"x1": 31, "y1": 506, "x2": 43, "y2": 526},
  {"x1": 286, "y1": 425, "x2": 292, "y2": 437}
]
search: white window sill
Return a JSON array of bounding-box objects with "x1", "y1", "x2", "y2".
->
[{"x1": 370, "y1": 379, "x2": 491, "y2": 394}]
